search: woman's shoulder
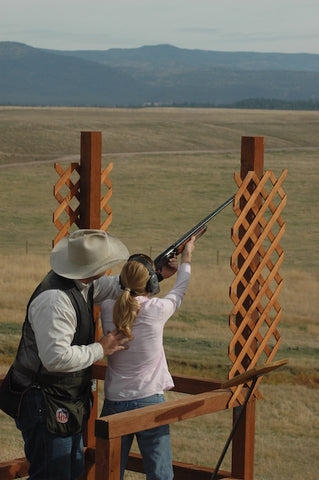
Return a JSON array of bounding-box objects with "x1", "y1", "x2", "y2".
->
[{"x1": 139, "y1": 296, "x2": 163, "y2": 306}]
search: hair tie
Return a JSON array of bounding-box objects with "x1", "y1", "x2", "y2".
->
[{"x1": 124, "y1": 287, "x2": 136, "y2": 296}]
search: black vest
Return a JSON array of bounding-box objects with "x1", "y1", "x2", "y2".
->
[
  {"x1": 0, "y1": 271, "x2": 96, "y2": 420},
  {"x1": 13, "y1": 270, "x2": 95, "y2": 386}
]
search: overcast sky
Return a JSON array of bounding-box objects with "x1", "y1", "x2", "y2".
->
[{"x1": 1, "y1": 0, "x2": 318, "y2": 54}]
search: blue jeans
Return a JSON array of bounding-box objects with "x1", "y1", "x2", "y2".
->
[
  {"x1": 15, "y1": 388, "x2": 84, "y2": 480},
  {"x1": 100, "y1": 394, "x2": 173, "y2": 480}
]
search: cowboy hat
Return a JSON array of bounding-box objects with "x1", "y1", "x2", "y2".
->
[{"x1": 50, "y1": 229, "x2": 129, "y2": 279}]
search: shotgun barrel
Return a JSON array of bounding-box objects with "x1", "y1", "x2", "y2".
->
[{"x1": 154, "y1": 194, "x2": 234, "y2": 271}]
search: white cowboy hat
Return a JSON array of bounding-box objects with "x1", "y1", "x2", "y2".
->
[{"x1": 50, "y1": 229, "x2": 129, "y2": 279}]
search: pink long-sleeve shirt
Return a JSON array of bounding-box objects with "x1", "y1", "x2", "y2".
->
[{"x1": 101, "y1": 262, "x2": 191, "y2": 401}]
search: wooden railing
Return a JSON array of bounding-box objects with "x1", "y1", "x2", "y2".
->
[
  {"x1": 0, "y1": 364, "x2": 249, "y2": 480},
  {"x1": 1, "y1": 360, "x2": 286, "y2": 480}
]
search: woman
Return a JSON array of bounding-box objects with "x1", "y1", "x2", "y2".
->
[{"x1": 100, "y1": 236, "x2": 195, "y2": 480}]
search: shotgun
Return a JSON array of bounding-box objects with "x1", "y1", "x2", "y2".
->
[{"x1": 154, "y1": 195, "x2": 234, "y2": 272}]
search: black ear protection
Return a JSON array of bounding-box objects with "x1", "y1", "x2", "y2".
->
[{"x1": 128, "y1": 254, "x2": 160, "y2": 295}]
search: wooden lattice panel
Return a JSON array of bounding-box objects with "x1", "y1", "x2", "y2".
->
[
  {"x1": 228, "y1": 169, "x2": 287, "y2": 407},
  {"x1": 53, "y1": 162, "x2": 81, "y2": 246},
  {"x1": 53, "y1": 161, "x2": 113, "y2": 241},
  {"x1": 100, "y1": 162, "x2": 113, "y2": 232}
]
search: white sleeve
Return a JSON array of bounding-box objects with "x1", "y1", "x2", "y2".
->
[
  {"x1": 93, "y1": 274, "x2": 122, "y2": 304},
  {"x1": 100, "y1": 300, "x2": 116, "y2": 335},
  {"x1": 29, "y1": 290, "x2": 104, "y2": 373},
  {"x1": 145, "y1": 262, "x2": 191, "y2": 325}
]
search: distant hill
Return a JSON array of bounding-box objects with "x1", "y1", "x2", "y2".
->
[
  {"x1": 54, "y1": 44, "x2": 319, "y2": 72},
  {"x1": 0, "y1": 42, "x2": 149, "y2": 106},
  {"x1": 0, "y1": 42, "x2": 319, "y2": 108}
]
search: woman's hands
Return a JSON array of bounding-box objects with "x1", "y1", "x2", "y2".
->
[
  {"x1": 158, "y1": 234, "x2": 196, "y2": 278},
  {"x1": 160, "y1": 256, "x2": 178, "y2": 279},
  {"x1": 181, "y1": 235, "x2": 196, "y2": 263}
]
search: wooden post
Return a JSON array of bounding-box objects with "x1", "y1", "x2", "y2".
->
[
  {"x1": 79, "y1": 132, "x2": 102, "y2": 479},
  {"x1": 235, "y1": 136, "x2": 264, "y2": 366},
  {"x1": 231, "y1": 397, "x2": 256, "y2": 480},
  {"x1": 240, "y1": 136, "x2": 264, "y2": 180},
  {"x1": 79, "y1": 131, "x2": 102, "y2": 229},
  {"x1": 95, "y1": 437, "x2": 122, "y2": 480},
  {"x1": 231, "y1": 136, "x2": 264, "y2": 480}
]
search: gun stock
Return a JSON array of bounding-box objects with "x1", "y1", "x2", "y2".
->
[{"x1": 154, "y1": 195, "x2": 234, "y2": 272}]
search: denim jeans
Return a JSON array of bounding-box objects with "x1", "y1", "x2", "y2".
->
[
  {"x1": 100, "y1": 393, "x2": 173, "y2": 480},
  {"x1": 15, "y1": 388, "x2": 84, "y2": 480}
]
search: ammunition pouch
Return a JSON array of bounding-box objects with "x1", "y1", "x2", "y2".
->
[{"x1": 39, "y1": 372, "x2": 93, "y2": 436}]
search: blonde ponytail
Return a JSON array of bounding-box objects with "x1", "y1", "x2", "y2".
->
[{"x1": 113, "y1": 260, "x2": 150, "y2": 339}]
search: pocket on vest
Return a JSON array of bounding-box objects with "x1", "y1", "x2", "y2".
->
[
  {"x1": 0, "y1": 365, "x2": 30, "y2": 418},
  {"x1": 41, "y1": 383, "x2": 92, "y2": 436}
]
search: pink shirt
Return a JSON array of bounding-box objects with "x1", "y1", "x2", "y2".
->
[{"x1": 101, "y1": 262, "x2": 191, "y2": 400}]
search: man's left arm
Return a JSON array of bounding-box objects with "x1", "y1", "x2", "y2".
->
[{"x1": 93, "y1": 274, "x2": 122, "y2": 304}]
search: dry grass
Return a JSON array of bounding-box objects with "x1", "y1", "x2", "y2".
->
[
  {"x1": 0, "y1": 107, "x2": 318, "y2": 478},
  {"x1": 1, "y1": 107, "x2": 319, "y2": 158}
]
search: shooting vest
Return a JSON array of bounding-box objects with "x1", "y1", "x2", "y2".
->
[{"x1": 0, "y1": 270, "x2": 95, "y2": 435}]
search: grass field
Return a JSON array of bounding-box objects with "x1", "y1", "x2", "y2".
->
[{"x1": 0, "y1": 107, "x2": 318, "y2": 479}]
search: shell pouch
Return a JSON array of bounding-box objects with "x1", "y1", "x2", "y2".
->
[{"x1": 41, "y1": 380, "x2": 93, "y2": 436}]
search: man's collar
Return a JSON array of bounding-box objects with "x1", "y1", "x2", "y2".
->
[{"x1": 74, "y1": 279, "x2": 92, "y2": 291}]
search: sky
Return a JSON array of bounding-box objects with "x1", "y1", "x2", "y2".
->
[{"x1": 1, "y1": 0, "x2": 319, "y2": 54}]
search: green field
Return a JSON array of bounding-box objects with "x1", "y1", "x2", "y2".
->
[{"x1": 0, "y1": 107, "x2": 318, "y2": 479}]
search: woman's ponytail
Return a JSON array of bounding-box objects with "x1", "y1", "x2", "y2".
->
[{"x1": 113, "y1": 260, "x2": 150, "y2": 339}]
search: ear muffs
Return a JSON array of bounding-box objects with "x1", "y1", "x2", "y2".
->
[{"x1": 128, "y1": 254, "x2": 160, "y2": 295}]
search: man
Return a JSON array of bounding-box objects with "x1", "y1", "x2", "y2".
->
[{"x1": 0, "y1": 229, "x2": 176, "y2": 480}]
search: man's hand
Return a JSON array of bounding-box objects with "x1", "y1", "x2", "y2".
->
[
  {"x1": 160, "y1": 256, "x2": 178, "y2": 279},
  {"x1": 99, "y1": 329, "x2": 129, "y2": 356}
]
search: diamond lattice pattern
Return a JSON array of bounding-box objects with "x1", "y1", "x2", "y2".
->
[
  {"x1": 53, "y1": 161, "x2": 113, "y2": 246},
  {"x1": 228, "y1": 169, "x2": 287, "y2": 407}
]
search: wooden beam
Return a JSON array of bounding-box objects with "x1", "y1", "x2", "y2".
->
[
  {"x1": 231, "y1": 397, "x2": 256, "y2": 480},
  {"x1": 79, "y1": 131, "x2": 102, "y2": 229},
  {"x1": 231, "y1": 136, "x2": 265, "y2": 480},
  {"x1": 127, "y1": 452, "x2": 234, "y2": 480},
  {"x1": 0, "y1": 457, "x2": 29, "y2": 480},
  {"x1": 240, "y1": 136, "x2": 264, "y2": 180},
  {"x1": 172, "y1": 374, "x2": 223, "y2": 393},
  {"x1": 87, "y1": 449, "x2": 240, "y2": 480},
  {"x1": 79, "y1": 131, "x2": 102, "y2": 478},
  {"x1": 91, "y1": 361, "x2": 107, "y2": 379},
  {"x1": 222, "y1": 359, "x2": 288, "y2": 389},
  {"x1": 236, "y1": 135, "x2": 265, "y2": 368},
  {"x1": 95, "y1": 389, "x2": 234, "y2": 440}
]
